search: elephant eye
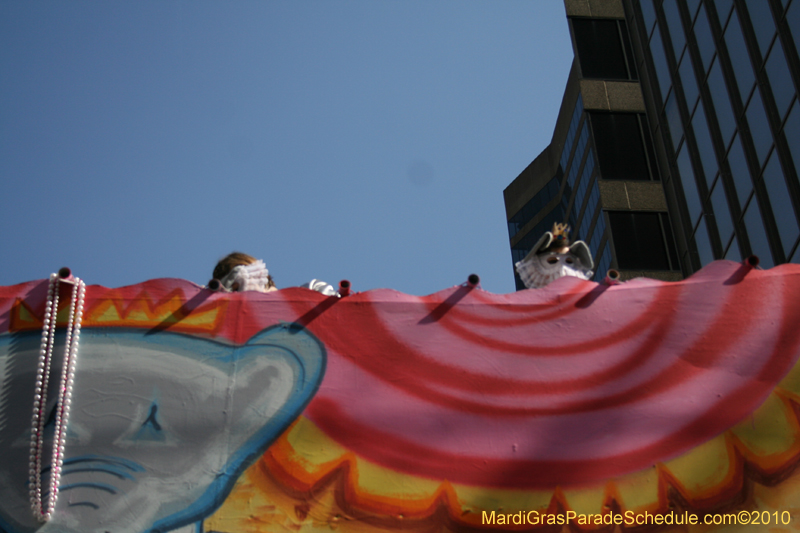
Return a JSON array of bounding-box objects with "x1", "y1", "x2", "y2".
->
[{"x1": 547, "y1": 256, "x2": 558, "y2": 264}]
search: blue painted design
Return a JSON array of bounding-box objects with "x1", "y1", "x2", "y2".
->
[
  {"x1": 60, "y1": 482, "x2": 118, "y2": 495},
  {"x1": 61, "y1": 455, "x2": 147, "y2": 473},
  {"x1": 61, "y1": 467, "x2": 135, "y2": 481},
  {"x1": 67, "y1": 502, "x2": 100, "y2": 510},
  {"x1": 134, "y1": 402, "x2": 166, "y2": 442},
  {"x1": 0, "y1": 323, "x2": 326, "y2": 533}
]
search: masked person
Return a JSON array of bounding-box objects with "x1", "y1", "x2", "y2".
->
[
  {"x1": 211, "y1": 252, "x2": 338, "y2": 296},
  {"x1": 514, "y1": 223, "x2": 594, "y2": 289}
]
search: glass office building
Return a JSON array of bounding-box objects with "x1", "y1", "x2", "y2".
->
[
  {"x1": 504, "y1": 2, "x2": 681, "y2": 290},
  {"x1": 505, "y1": 0, "x2": 799, "y2": 290},
  {"x1": 628, "y1": 0, "x2": 800, "y2": 270}
]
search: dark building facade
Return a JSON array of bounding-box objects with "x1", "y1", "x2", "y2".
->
[
  {"x1": 504, "y1": 0, "x2": 800, "y2": 290},
  {"x1": 505, "y1": 2, "x2": 681, "y2": 290},
  {"x1": 627, "y1": 0, "x2": 800, "y2": 272}
]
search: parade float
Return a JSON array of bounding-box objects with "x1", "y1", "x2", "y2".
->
[{"x1": 1, "y1": 257, "x2": 799, "y2": 532}]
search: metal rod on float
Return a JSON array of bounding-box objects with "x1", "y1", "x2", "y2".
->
[
  {"x1": 339, "y1": 280, "x2": 351, "y2": 297},
  {"x1": 604, "y1": 269, "x2": 621, "y2": 286}
]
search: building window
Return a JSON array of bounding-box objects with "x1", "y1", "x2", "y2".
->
[
  {"x1": 639, "y1": 0, "x2": 657, "y2": 39},
  {"x1": 650, "y1": 25, "x2": 673, "y2": 100},
  {"x1": 742, "y1": 0, "x2": 776, "y2": 58},
  {"x1": 568, "y1": 125, "x2": 590, "y2": 187},
  {"x1": 572, "y1": 18, "x2": 637, "y2": 80},
  {"x1": 692, "y1": 104, "x2": 718, "y2": 184},
  {"x1": 724, "y1": 10, "x2": 756, "y2": 102},
  {"x1": 727, "y1": 134, "x2": 752, "y2": 208},
  {"x1": 693, "y1": 6, "x2": 716, "y2": 73},
  {"x1": 765, "y1": 40, "x2": 794, "y2": 121},
  {"x1": 507, "y1": 175, "x2": 560, "y2": 239},
  {"x1": 589, "y1": 113, "x2": 656, "y2": 180},
  {"x1": 725, "y1": 231, "x2": 743, "y2": 260},
  {"x1": 560, "y1": 96, "x2": 585, "y2": 170},
  {"x1": 746, "y1": 88, "x2": 773, "y2": 167},
  {"x1": 709, "y1": 176, "x2": 735, "y2": 248},
  {"x1": 678, "y1": 54, "x2": 699, "y2": 114},
  {"x1": 570, "y1": 152, "x2": 596, "y2": 230},
  {"x1": 694, "y1": 216, "x2": 716, "y2": 266},
  {"x1": 608, "y1": 211, "x2": 679, "y2": 270},
  {"x1": 761, "y1": 152, "x2": 799, "y2": 256},
  {"x1": 665, "y1": 90, "x2": 685, "y2": 149},
  {"x1": 662, "y1": 1, "x2": 687, "y2": 61},
  {"x1": 706, "y1": 58, "x2": 736, "y2": 149},
  {"x1": 742, "y1": 196, "x2": 774, "y2": 267},
  {"x1": 789, "y1": 1, "x2": 800, "y2": 53},
  {"x1": 784, "y1": 101, "x2": 800, "y2": 179},
  {"x1": 593, "y1": 240, "x2": 613, "y2": 282},
  {"x1": 677, "y1": 143, "x2": 702, "y2": 226},
  {"x1": 714, "y1": 0, "x2": 734, "y2": 28}
]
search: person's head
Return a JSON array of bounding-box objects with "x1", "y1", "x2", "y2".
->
[{"x1": 212, "y1": 252, "x2": 276, "y2": 292}]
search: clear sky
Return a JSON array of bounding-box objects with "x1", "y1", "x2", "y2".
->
[{"x1": 0, "y1": 2, "x2": 573, "y2": 296}]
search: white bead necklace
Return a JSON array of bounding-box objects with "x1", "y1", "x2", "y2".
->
[{"x1": 29, "y1": 273, "x2": 85, "y2": 522}]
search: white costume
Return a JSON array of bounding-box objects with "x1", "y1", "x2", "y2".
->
[
  {"x1": 515, "y1": 230, "x2": 594, "y2": 289},
  {"x1": 218, "y1": 260, "x2": 339, "y2": 296}
]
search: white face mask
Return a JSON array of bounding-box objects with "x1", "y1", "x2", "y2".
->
[
  {"x1": 220, "y1": 260, "x2": 273, "y2": 293},
  {"x1": 516, "y1": 251, "x2": 594, "y2": 289}
]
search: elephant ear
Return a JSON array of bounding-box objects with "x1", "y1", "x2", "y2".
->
[
  {"x1": 569, "y1": 240, "x2": 594, "y2": 270},
  {"x1": 133, "y1": 324, "x2": 327, "y2": 533},
  {"x1": 228, "y1": 323, "x2": 327, "y2": 446},
  {"x1": 520, "y1": 231, "x2": 554, "y2": 263}
]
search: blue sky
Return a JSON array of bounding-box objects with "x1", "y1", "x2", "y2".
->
[{"x1": 0, "y1": 2, "x2": 573, "y2": 295}]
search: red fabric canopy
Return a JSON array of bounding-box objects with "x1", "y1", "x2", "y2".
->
[{"x1": 3, "y1": 259, "x2": 798, "y2": 489}]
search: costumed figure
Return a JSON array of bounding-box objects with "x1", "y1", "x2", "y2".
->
[
  {"x1": 514, "y1": 222, "x2": 594, "y2": 288},
  {"x1": 212, "y1": 252, "x2": 339, "y2": 296}
]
